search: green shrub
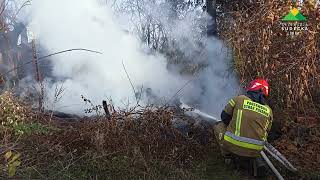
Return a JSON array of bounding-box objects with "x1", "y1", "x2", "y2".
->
[{"x1": 0, "y1": 91, "x2": 27, "y2": 131}]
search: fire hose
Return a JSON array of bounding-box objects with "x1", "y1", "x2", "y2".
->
[
  {"x1": 264, "y1": 142, "x2": 297, "y2": 172},
  {"x1": 180, "y1": 103, "x2": 298, "y2": 180},
  {"x1": 261, "y1": 142, "x2": 297, "y2": 180},
  {"x1": 261, "y1": 151, "x2": 284, "y2": 180}
]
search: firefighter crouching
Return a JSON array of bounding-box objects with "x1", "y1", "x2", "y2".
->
[{"x1": 213, "y1": 79, "x2": 273, "y2": 176}]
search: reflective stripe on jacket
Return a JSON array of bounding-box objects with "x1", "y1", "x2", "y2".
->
[{"x1": 222, "y1": 95, "x2": 273, "y2": 157}]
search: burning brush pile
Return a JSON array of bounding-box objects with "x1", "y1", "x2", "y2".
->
[{"x1": 0, "y1": 91, "x2": 215, "y2": 179}]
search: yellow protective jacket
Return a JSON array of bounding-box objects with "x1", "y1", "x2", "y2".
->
[{"x1": 222, "y1": 95, "x2": 273, "y2": 157}]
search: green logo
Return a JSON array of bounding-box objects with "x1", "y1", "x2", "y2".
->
[{"x1": 282, "y1": 8, "x2": 307, "y2": 21}]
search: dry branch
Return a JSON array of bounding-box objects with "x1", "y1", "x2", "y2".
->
[{"x1": 4, "y1": 48, "x2": 103, "y2": 76}]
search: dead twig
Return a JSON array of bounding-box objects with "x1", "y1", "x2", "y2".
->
[
  {"x1": 11, "y1": 0, "x2": 31, "y2": 23},
  {"x1": 166, "y1": 79, "x2": 193, "y2": 105},
  {"x1": 0, "y1": 0, "x2": 8, "y2": 17},
  {"x1": 122, "y1": 60, "x2": 139, "y2": 105},
  {"x1": 4, "y1": 48, "x2": 103, "y2": 76}
]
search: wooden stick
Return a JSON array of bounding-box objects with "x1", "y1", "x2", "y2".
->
[{"x1": 102, "y1": 100, "x2": 111, "y2": 120}]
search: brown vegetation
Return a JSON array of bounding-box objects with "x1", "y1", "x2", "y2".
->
[
  {"x1": 219, "y1": 0, "x2": 320, "y2": 114},
  {"x1": 218, "y1": 0, "x2": 320, "y2": 176},
  {"x1": 0, "y1": 92, "x2": 219, "y2": 179},
  {"x1": 1, "y1": 0, "x2": 320, "y2": 179},
  {"x1": 274, "y1": 116, "x2": 320, "y2": 173}
]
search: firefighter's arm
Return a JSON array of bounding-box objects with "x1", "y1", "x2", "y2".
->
[
  {"x1": 221, "y1": 98, "x2": 236, "y2": 126},
  {"x1": 267, "y1": 109, "x2": 274, "y2": 133}
]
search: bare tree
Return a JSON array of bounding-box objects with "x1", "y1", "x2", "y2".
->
[{"x1": 206, "y1": 0, "x2": 217, "y2": 37}]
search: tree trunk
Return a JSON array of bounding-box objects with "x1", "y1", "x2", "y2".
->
[
  {"x1": 206, "y1": 0, "x2": 217, "y2": 37},
  {"x1": 167, "y1": 0, "x2": 179, "y2": 22}
]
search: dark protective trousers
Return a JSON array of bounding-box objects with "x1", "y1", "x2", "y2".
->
[{"x1": 213, "y1": 122, "x2": 269, "y2": 177}]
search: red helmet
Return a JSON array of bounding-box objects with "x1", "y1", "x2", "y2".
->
[{"x1": 247, "y1": 79, "x2": 270, "y2": 97}]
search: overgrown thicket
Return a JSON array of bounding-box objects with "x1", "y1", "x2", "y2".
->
[
  {"x1": 217, "y1": 0, "x2": 320, "y2": 175},
  {"x1": 0, "y1": 92, "x2": 228, "y2": 179},
  {"x1": 218, "y1": 0, "x2": 320, "y2": 115}
]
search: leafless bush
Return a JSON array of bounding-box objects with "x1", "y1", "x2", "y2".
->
[
  {"x1": 0, "y1": 100, "x2": 211, "y2": 178},
  {"x1": 219, "y1": 0, "x2": 320, "y2": 115}
]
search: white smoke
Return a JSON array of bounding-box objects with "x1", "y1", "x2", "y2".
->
[
  {"x1": 25, "y1": 0, "x2": 187, "y2": 114},
  {"x1": 17, "y1": 0, "x2": 238, "y2": 116},
  {"x1": 188, "y1": 37, "x2": 241, "y2": 116}
]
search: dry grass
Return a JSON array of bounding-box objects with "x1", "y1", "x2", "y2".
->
[
  {"x1": 0, "y1": 92, "x2": 219, "y2": 179},
  {"x1": 0, "y1": 93, "x2": 317, "y2": 179}
]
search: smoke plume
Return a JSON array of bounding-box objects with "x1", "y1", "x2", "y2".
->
[{"x1": 19, "y1": 0, "x2": 238, "y2": 117}]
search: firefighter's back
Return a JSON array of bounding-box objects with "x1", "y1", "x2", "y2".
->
[{"x1": 223, "y1": 95, "x2": 273, "y2": 157}]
